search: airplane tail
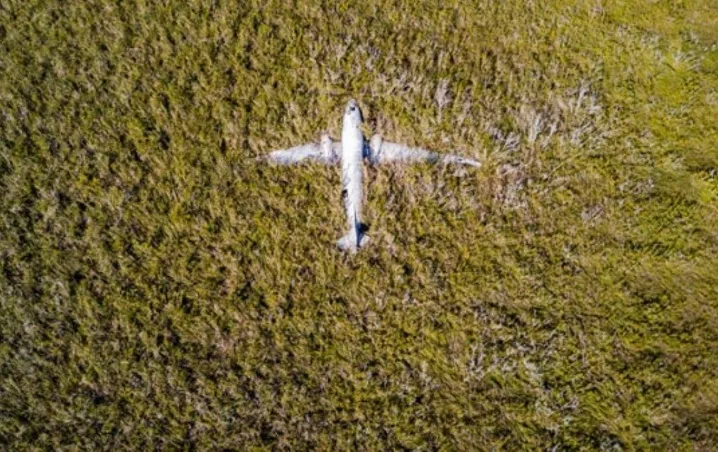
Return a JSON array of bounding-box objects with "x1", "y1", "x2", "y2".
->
[{"x1": 337, "y1": 231, "x2": 370, "y2": 252}]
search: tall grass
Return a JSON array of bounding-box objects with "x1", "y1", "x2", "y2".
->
[{"x1": 1, "y1": 0, "x2": 717, "y2": 448}]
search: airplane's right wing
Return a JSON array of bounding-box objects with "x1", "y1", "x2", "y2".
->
[
  {"x1": 366, "y1": 134, "x2": 480, "y2": 168},
  {"x1": 261, "y1": 134, "x2": 340, "y2": 165}
]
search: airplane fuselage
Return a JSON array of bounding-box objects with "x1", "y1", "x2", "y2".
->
[{"x1": 338, "y1": 100, "x2": 365, "y2": 251}]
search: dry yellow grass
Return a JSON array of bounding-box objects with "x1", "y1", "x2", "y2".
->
[{"x1": 1, "y1": 0, "x2": 717, "y2": 448}]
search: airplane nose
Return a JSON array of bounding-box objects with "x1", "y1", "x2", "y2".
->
[{"x1": 346, "y1": 100, "x2": 361, "y2": 119}]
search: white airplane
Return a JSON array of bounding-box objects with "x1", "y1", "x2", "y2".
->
[{"x1": 261, "y1": 99, "x2": 481, "y2": 252}]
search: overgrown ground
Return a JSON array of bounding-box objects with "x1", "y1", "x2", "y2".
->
[{"x1": 1, "y1": 0, "x2": 717, "y2": 449}]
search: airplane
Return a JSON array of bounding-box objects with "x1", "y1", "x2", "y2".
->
[{"x1": 260, "y1": 99, "x2": 481, "y2": 252}]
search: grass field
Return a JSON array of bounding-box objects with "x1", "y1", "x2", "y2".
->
[{"x1": 1, "y1": 0, "x2": 717, "y2": 449}]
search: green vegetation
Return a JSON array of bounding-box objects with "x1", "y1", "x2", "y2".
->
[{"x1": 1, "y1": 0, "x2": 717, "y2": 448}]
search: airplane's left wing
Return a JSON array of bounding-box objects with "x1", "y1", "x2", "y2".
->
[
  {"x1": 366, "y1": 134, "x2": 480, "y2": 168},
  {"x1": 262, "y1": 134, "x2": 340, "y2": 165}
]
